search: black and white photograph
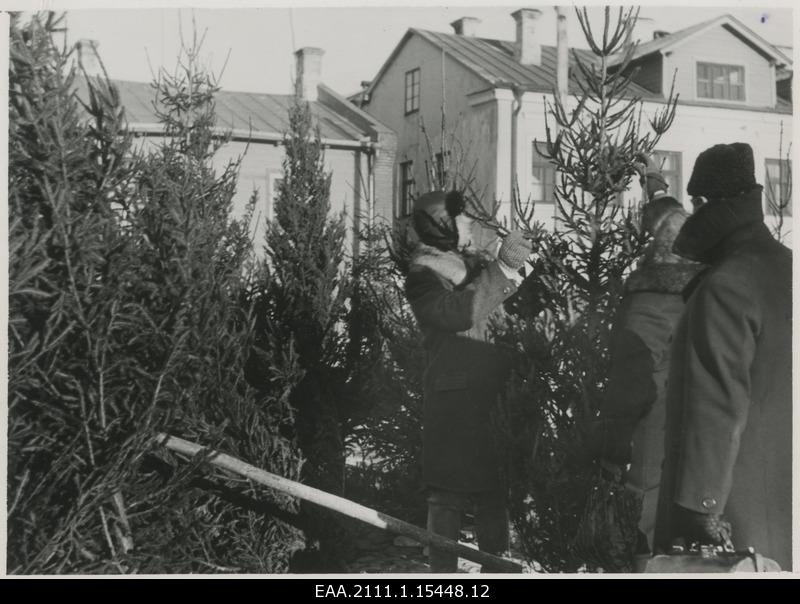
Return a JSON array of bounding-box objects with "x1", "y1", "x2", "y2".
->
[{"x1": 2, "y1": 0, "x2": 796, "y2": 577}]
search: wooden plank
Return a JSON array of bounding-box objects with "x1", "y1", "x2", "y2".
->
[{"x1": 157, "y1": 433, "x2": 524, "y2": 574}]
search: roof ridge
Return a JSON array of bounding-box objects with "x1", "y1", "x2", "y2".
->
[
  {"x1": 104, "y1": 75, "x2": 299, "y2": 99},
  {"x1": 413, "y1": 26, "x2": 576, "y2": 53}
]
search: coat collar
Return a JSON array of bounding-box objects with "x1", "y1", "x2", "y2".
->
[
  {"x1": 410, "y1": 243, "x2": 492, "y2": 287},
  {"x1": 410, "y1": 243, "x2": 469, "y2": 286},
  {"x1": 672, "y1": 188, "x2": 765, "y2": 264},
  {"x1": 625, "y1": 263, "x2": 706, "y2": 295}
]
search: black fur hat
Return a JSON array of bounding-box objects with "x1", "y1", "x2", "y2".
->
[
  {"x1": 412, "y1": 190, "x2": 464, "y2": 251},
  {"x1": 687, "y1": 142, "x2": 759, "y2": 199}
]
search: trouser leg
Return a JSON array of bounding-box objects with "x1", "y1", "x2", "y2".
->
[
  {"x1": 427, "y1": 489, "x2": 463, "y2": 573},
  {"x1": 473, "y1": 490, "x2": 509, "y2": 573}
]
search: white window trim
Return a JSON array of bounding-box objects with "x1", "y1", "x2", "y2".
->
[{"x1": 692, "y1": 56, "x2": 748, "y2": 105}]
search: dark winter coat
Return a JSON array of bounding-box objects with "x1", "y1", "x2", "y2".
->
[
  {"x1": 595, "y1": 198, "x2": 704, "y2": 547},
  {"x1": 405, "y1": 243, "x2": 518, "y2": 493},
  {"x1": 654, "y1": 192, "x2": 792, "y2": 570},
  {"x1": 598, "y1": 261, "x2": 703, "y2": 544}
]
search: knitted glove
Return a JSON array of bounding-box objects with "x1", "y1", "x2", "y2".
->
[
  {"x1": 676, "y1": 505, "x2": 734, "y2": 549},
  {"x1": 634, "y1": 153, "x2": 669, "y2": 199},
  {"x1": 498, "y1": 230, "x2": 533, "y2": 271}
]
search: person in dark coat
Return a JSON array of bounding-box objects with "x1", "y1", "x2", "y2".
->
[
  {"x1": 595, "y1": 160, "x2": 704, "y2": 554},
  {"x1": 404, "y1": 190, "x2": 532, "y2": 573},
  {"x1": 653, "y1": 143, "x2": 792, "y2": 570}
]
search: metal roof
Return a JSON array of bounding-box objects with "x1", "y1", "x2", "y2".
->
[
  {"x1": 411, "y1": 28, "x2": 660, "y2": 100},
  {"x1": 368, "y1": 26, "x2": 790, "y2": 114},
  {"x1": 78, "y1": 78, "x2": 375, "y2": 143}
]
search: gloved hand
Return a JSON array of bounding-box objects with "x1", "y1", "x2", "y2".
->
[
  {"x1": 676, "y1": 505, "x2": 734, "y2": 549},
  {"x1": 634, "y1": 153, "x2": 669, "y2": 199},
  {"x1": 497, "y1": 230, "x2": 533, "y2": 272}
]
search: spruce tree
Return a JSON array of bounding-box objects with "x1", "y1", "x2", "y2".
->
[
  {"x1": 8, "y1": 12, "x2": 304, "y2": 573},
  {"x1": 256, "y1": 97, "x2": 354, "y2": 571},
  {"x1": 489, "y1": 7, "x2": 678, "y2": 572}
]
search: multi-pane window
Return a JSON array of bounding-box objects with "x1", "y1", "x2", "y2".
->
[
  {"x1": 697, "y1": 62, "x2": 745, "y2": 101},
  {"x1": 765, "y1": 158, "x2": 792, "y2": 217},
  {"x1": 651, "y1": 150, "x2": 682, "y2": 198},
  {"x1": 405, "y1": 68, "x2": 420, "y2": 114},
  {"x1": 531, "y1": 143, "x2": 556, "y2": 205},
  {"x1": 399, "y1": 160, "x2": 416, "y2": 216}
]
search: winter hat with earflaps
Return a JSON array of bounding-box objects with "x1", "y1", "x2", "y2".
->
[{"x1": 412, "y1": 190, "x2": 466, "y2": 252}]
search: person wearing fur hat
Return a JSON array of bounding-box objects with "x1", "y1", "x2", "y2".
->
[
  {"x1": 653, "y1": 143, "x2": 792, "y2": 569},
  {"x1": 591, "y1": 158, "x2": 705, "y2": 557},
  {"x1": 404, "y1": 189, "x2": 532, "y2": 573}
]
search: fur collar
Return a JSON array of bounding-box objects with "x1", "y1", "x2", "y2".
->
[
  {"x1": 626, "y1": 262, "x2": 706, "y2": 295},
  {"x1": 410, "y1": 243, "x2": 493, "y2": 287},
  {"x1": 410, "y1": 243, "x2": 469, "y2": 286}
]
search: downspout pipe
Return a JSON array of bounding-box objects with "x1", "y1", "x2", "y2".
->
[
  {"x1": 367, "y1": 148, "x2": 377, "y2": 231},
  {"x1": 360, "y1": 139, "x2": 377, "y2": 236},
  {"x1": 554, "y1": 6, "x2": 569, "y2": 228},
  {"x1": 511, "y1": 85, "x2": 524, "y2": 224},
  {"x1": 555, "y1": 6, "x2": 569, "y2": 112}
]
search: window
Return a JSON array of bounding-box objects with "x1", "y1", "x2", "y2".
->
[
  {"x1": 433, "y1": 150, "x2": 450, "y2": 188},
  {"x1": 697, "y1": 62, "x2": 745, "y2": 101},
  {"x1": 405, "y1": 68, "x2": 420, "y2": 114},
  {"x1": 765, "y1": 158, "x2": 792, "y2": 217},
  {"x1": 531, "y1": 143, "x2": 556, "y2": 205},
  {"x1": 267, "y1": 172, "x2": 282, "y2": 221},
  {"x1": 651, "y1": 150, "x2": 682, "y2": 198},
  {"x1": 399, "y1": 160, "x2": 416, "y2": 216}
]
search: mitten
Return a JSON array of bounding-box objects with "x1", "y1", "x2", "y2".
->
[
  {"x1": 634, "y1": 153, "x2": 669, "y2": 198},
  {"x1": 676, "y1": 505, "x2": 733, "y2": 549},
  {"x1": 498, "y1": 230, "x2": 533, "y2": 271}
]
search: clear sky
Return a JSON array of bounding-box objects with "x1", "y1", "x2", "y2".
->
[{"x1": 10, "y1": 1, "x2": 798, "y2": 96}]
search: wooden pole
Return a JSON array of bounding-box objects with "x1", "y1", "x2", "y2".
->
[{"x1": 156, "y1": 433, "x2": 524, "y2": 573}]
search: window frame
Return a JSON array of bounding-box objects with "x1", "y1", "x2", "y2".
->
[
  {"x1": 651, "y1": 150, "x2": 683, "y2": 200},
  {"x1": 399, "y1": 160, "x2": 416, "y2": 217},
  {"x1": 696, "y1": 61, "x2": 746, "y2": 102},
  {"x1": 266, "y1": 170, "x2": 283, "y2": 222},
  {"x1": 433, "y1": 150, "x2": 451, "y2": 188},
  {"x1": 404, "y1": 68, "x2": 421, "y2": 115},
  {"x1": 764, "y1": 157, "x2": 792, "y2": 217},
  {"x1": 531, "y1": 142, "x2": 557, "y2": 206}
]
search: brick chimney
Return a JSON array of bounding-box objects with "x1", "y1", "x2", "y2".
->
[
  {"x1": 511, "y1": 8, "x2": 543, "y2": 66},
  {"x1": 295, "y1": 47, "x2": 324, "y2": 102},
  {"x1": 450, "y1": 17, "x2": 481, "y2": 37},
  {"x1": 77, "y1": 39, "x2": 102, "y2": 77}
]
